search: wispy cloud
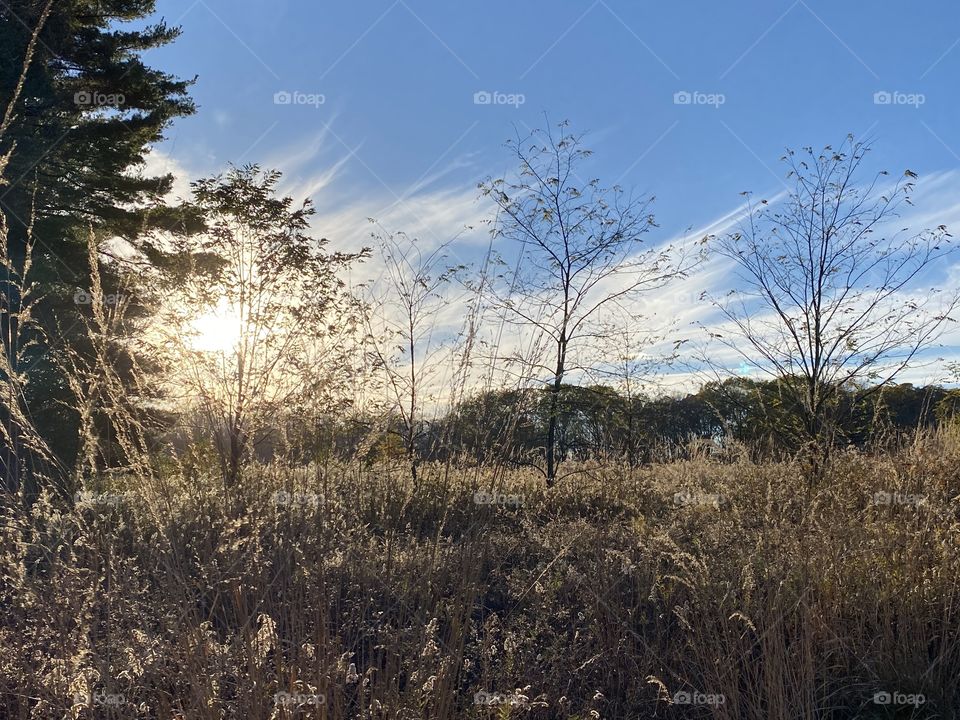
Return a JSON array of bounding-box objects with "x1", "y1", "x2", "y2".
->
[{"x1": 149, "y1": 129, "x2": 960, "y2": 397}]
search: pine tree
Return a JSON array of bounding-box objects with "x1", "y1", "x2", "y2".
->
[{"x1": 0, "y1": 0, "x2": 195, "y2": 491}]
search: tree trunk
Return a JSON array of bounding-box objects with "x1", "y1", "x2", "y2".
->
[
  {"x1": 803, "y1": 404, "x2": 831, "y2": 491},
  {"x1": 546, "y1": 343, "x2": 565, "y2": 487},
  {"x1": 546, "y1": 388, "x2": 558, "y2": 486},
  {"x1": 226, "y1": 422, "x2": 244, "y2": 489}
]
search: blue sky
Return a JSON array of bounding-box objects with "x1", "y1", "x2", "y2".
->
[
  {"x1": 144, "y1": 0, "x2": 960, "y2": 389},
  {"x1": 148, "y1": 1, "x2": 960, "y2": 226}
]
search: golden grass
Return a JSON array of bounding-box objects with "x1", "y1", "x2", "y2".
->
[{"x1": 2, "y1": 433, "x2": 959, "y2": 718}]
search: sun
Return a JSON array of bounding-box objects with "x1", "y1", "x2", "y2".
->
[{"x1": 187, "y1": 299, "x2": 242, "y2": 354}]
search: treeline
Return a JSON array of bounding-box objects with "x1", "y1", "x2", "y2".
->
[{"x1": 269, "y1": 378, "x2": 956, "y2": 468}]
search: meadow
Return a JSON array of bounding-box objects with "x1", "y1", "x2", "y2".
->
[{"x1": 3, "y1": 432, "x2": 958, "y2": 719}]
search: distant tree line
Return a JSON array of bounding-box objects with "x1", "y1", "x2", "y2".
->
[
  {"x1": 239, "y1": 378, "x2": 955, "y2": 471},
  {"x1": 429, "y1": 379, "x2": 952, "y2": 466}
]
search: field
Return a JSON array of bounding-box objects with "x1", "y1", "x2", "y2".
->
[{"x1": 3, "y1": 435, "x2": 959, "y2": 719}]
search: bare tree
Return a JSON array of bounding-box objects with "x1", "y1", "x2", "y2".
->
[
  {"x1": 711, "y1": 137, "x2": 960, "y2": 477},
  {"x1": 601, "y1": 317, "x2": 679, "y2": 467},
  {"x1": 362, "y1": 228, "x2": 463, "y2": 483},
  {"x1": 480, "y1": 122, "x2": 700, "y2": 485}
]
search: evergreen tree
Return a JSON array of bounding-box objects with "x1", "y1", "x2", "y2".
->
[{"x1": 0, "y1": 0, "x2": 195, "y2": 490}]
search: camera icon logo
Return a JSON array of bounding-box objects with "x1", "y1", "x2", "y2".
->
[
  {"x1": 474, "y1": 90, "x2": 492, "y2": 105},
  {"x1": 873, "y1": 91, "x2": 892, "y2": 105},
  {"x1": 274, "y1": 91, "x2": 292, "y2": 105},
  {"x1": 673, "y1": 91, "x2": 692, "y2": 105}
]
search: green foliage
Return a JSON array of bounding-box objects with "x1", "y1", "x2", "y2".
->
[{"x1": 934, "y1": 389, "x2": 960, "y2": 425}]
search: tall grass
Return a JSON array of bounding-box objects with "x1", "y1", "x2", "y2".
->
[{"x1": 2, "y1": 428, "x2": 959, "y2": 719}]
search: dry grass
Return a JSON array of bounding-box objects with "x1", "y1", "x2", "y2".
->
[{"x1": 2, "y1": 432, "x2": 960, "y2": 719}]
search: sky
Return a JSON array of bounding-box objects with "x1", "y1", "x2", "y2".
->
[{"x1": 143, "y1": 0, "x2": 960, "y2": 391}]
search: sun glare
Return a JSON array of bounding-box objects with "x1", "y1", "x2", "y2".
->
[{"x1": 187, "y1": 300, "x2": 242, "y2": 354}]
